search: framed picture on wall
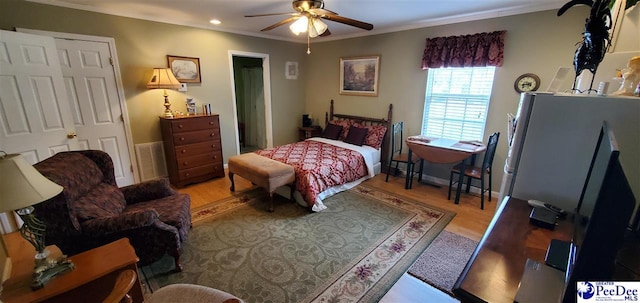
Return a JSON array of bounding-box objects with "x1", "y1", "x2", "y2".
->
[
  {"x1": 285, "y1": 61, "x2": 298, "y2": 80},
  {"x1": 339, "y1": 55, "x2": 380, "y2": 96},
  {"x1": 167, "y1": 55, "x2": 201, "y2": 83}
]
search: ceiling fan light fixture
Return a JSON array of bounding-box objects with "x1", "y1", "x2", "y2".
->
[
  {"x1": 308, "y1": 18, "x2": 327, "y2": 38},
  {"x1": 289, "y1": 16, "x2": 308, "y2": 35}
]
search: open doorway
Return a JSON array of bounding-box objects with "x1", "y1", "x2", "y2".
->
[
  {"x1": 233, "y1": 56, "x2": 264, "y2": 153},
  {"x1": 229, "y1": 51, "x2": 273, "y2": 154}
]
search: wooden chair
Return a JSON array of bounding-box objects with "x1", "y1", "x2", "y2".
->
[
  {"x1": 385, "y1": 121, "x2": 421, "y2": 182},
  {"x1": 448, "y1": 132, "x2": 500, "y2": 209},
  {"x1": 102, "y1": 270, "x2": 136, "y2": 303}
]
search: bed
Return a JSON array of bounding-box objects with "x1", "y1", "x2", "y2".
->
[{"x1": 255, "y1": 100, "x2": 392, "y2": 211}]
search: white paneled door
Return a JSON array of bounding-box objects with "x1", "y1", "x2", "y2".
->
[
  {"x1": 0, "y1": 30, "x2": 79, "y2": 164},
  {"x1": 54, "y1": 38, "x2": 134, "y2": 186}
]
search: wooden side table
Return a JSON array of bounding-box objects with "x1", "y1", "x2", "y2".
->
[
  {"x1": 1, "y1": 235, "x2": 143, "y2": 303},
  {"x1": 298, "y1": 126, "x2": 322, "y2": 141}
]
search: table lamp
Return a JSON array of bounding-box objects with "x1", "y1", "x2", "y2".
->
[
  {"x1": 0, "y1": 152, "x2": 74, "y2": 290},
  {"x1": 146, "y1": 67, "x2": 182, "y2": 118}
]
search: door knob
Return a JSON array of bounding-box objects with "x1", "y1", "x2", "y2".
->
[{"x1": 67, "y1": 131, "x2": 77, "y2": 139}]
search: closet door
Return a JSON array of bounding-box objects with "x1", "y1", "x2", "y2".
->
[
  {"x1": 54, "y1": 38, "x2": 134, "y2": 186},
  {"x1": 0, "y1": 30, "x2": 79, "y2": 233},
  {"x1": 0, "y1": 30, "x2": 78, "y2": 163}
]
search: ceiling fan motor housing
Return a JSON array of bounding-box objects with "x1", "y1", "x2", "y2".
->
[{"x1": 293, "y1": 0, "x2": 324, "y2": 12}]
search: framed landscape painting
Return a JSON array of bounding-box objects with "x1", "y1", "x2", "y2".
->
[
  {"x1": 339, "y1": 55, "x2": 380, "y2": 96},
  {"x1": 167, "y1": 55, "x2": 201, "y2": 83}
]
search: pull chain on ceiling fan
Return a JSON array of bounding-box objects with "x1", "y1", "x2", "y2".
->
[
  {"x1": 290, "y1": 15, "x2": 328, "y2": 54},
  {"x1": 245, "y1": 0, "x2": 373, "y2": 54}
]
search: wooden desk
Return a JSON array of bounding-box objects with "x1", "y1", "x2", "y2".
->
[
  {"x1": 1, "y1": 235, "x2": 143, "y2": 303},
  {"x1": 405, "y1": 136, "x2": 486, "y2": 204},
  {"x1": 452, "y1": 196, "x2": 572, "y2": 303}
]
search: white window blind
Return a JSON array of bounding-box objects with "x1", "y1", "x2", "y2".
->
[{"x1": 421, "y1": 67, "x2": 496, "y2": 141}]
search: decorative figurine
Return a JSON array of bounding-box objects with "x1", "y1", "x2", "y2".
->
[
  {"x1": 558, "y1": 0, "x2": 613, "y2": 93},
  {"x1": 612, "y1": 56, "x2": 640, "y2": 96}
]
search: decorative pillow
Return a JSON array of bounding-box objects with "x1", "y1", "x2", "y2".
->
[
  {"x1": 322, "y1": 123, "x2": 343, "y2": 140},
  {"x1": 363, "y1": 125, "x2": 387, "y2": 149},
  {"x1": 329, "y1": 119, "x2": 353, "y2": 140},
  {"x1": 73, "y1": 182, "x2": 126, "y2": 222},
  {"x1": 344, "y1": 126, "x2": 369, "y2": 146}
]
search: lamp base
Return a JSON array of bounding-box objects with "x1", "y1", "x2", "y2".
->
[
  {"x1": 163, "y1": 90, "x2": 173, "y2": 118},
  {"x1": 31, "y1": 255, "x2": 75, "y2": 290}
]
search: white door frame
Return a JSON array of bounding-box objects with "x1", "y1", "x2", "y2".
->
[
  {"x1": 18, "y1": 28, "x2": 140, "y2": 183},
  {"x1": 228, "y1": 50, "x2": 273, "y2": 153}
]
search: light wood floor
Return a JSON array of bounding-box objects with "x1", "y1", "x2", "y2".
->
[{"x1": 176, "y1": 171, "x2": 496, "y2": 302}]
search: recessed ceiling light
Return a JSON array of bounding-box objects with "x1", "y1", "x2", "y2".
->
[{"x1": 210, "y1": 19, "x2": 221, "y2": 25}]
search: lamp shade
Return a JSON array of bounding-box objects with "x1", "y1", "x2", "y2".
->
[
  {"x1": 289, "y1": 16, "x2": 309, "y2": 35},
  {"x1": 146, "y1": 68, "x2": 181, "y2": 90},
  {"x1": 0, "y1": 154, "x2": 63, "y2": 213},
  {"x1": 308, "y1": 18, "x2": 328, "y2": 38}
]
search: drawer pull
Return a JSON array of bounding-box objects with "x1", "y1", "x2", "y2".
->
[
  {"x1": 209, "y1": 121, "x2": 214, "y2": 125},
  {"x1": 181, "y1": 149, "x2": 187, "y2": 153},
  {"x1": 183, "y1": 162, "x2": 188, "y2": 165},
  {"x1": 212, "y1": 156, "x2": 217, "y2": 159},
  {"x1": 178, "y1": 124, "x2": 184, "y2": 128},
  {"x1": 185, "y1": 173, "x2": 190, "y2": 177},
  {"x1": 180, "y1": 137, "x2": 185, "y2": 141},
  {"x1": 210, "y1": 133, "x2": 215, "y2": 137}
]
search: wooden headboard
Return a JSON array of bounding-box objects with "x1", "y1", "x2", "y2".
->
[{"x1": 324, "y1": 99, "x2": 393, "y2": 167}]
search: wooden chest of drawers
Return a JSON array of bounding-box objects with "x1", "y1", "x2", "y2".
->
[{"x1": 160, "y1": 115, "x2": 224, "y2": 187}]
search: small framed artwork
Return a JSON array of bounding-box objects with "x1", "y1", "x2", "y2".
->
[
  {"x1": 339, "y1": 55, "x2": 380, "y2": 96},
  {"x1": 167, "y1": 55, "x2": 201, "y2": 83},
  {"x1": 285, "y1": 61, "x2": 298, "y2": 80}
]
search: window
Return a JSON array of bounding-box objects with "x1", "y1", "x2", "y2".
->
[{"x1": 421, "y1": 67, "x2": 496, "y2": 141}]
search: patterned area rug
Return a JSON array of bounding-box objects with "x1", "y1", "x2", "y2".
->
[
  {"x1": 407, "y1": 230, "x2": 478, "y2": 296},
  {"x1": 142, "y1": 183, "x2": 455, "y2": 303}
]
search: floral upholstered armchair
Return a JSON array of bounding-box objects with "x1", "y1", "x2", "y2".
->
[{"x1": 33, "y1": 150, "x2": 191, "y2": 271}]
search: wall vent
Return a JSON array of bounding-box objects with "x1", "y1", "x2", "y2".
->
[{"x1": 135, "y1": 142, "x2": 167, "y2": 181}]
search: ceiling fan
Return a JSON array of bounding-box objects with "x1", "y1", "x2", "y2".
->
[{"x1": 245, "y1": 0, "x2": 374, "y2": 52}]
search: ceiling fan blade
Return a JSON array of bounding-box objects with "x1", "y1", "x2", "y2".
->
[
  {"x1": 245, "y1": 12, "x2": 298, "y2": 18},
  {"x1": 319, "y1": 29, "x2": 331, "y2": 37},
  {"x1": 321, "y1": 15, "x2": 373, "y2": 30},
  {"x1": 260, "y1": 16, "x2": 298, "y2": 31}
]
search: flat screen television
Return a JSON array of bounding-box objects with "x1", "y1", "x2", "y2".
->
[{"x1": 561, "y1": 121, "x2": 636, "y2": 303}]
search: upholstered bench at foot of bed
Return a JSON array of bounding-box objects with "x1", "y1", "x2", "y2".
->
[{"x1": 228, "y1": 153, "x2": 296, "y2": 212}]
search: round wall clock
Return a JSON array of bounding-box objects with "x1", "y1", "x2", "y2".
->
[{"x1": 514, "y1": 73, "x2": 541, "y2": 93}]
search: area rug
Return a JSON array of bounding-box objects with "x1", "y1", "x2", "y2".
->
[
  {"x1": 407, "y1": 230, "x2": 478, "y2": 296},
  {"x1": 142, "y1": 183, "x2": 455, "y2": 303}
]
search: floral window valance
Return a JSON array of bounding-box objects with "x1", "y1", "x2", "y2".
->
[{"x1": 421, "y1": 30, "x2": 506, "y2": 69}]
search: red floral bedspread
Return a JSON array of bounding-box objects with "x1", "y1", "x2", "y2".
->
[{"x1": 255, "y1": 140, "x2": 367, "y2": 208}]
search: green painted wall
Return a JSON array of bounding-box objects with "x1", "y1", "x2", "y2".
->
[{"x1": 1, "y1": 0, "x2": 637, "y2": 189}]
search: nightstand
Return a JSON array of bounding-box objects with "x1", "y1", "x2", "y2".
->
[
  {"x1": 298, "y1": 126, "x2": 322, "y2": 141},
  {"x1": 1, "y1": 235, "x2": 143, "y2": 303}
]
